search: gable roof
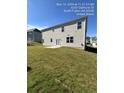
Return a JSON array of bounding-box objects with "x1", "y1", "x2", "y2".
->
[
  {"x1": 27, "y1": 28, "x2": 41, "y2": 33},
  {"x1": 41, "y1": 16, "x2": 87, "y2": 32}
]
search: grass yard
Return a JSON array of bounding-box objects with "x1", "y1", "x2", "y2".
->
[{"x1": 27, "y1": 44, "x2": 97, "y2": 93}]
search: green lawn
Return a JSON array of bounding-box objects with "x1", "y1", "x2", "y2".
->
[{"x1": 27, "y1": 44, "x2": 97, "y2": 93}]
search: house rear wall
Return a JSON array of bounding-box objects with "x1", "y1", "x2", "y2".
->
[{"x1": 42, "y1": 18, "x2": 87, "y2": 49}]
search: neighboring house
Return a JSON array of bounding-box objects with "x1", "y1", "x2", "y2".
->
[
  {"x1": 86, "y1": 36, "x2": 91, "y2": 44},
  {"x1": 90, "y1": 37, "x2": 97, "y2": 48},
  {"x1": 41, "y1": 16, "x2": 87, "y2": 49},
  {"x1": 27, "y1": 28, "x2": 41, "y2": 43},
  {"x1": 86, "y1": 36, "x2": 97, "y2": 47}
]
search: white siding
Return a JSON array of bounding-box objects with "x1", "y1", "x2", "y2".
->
[{"x1": 42, "y1": 18, "x2": 86, "y2": 49}]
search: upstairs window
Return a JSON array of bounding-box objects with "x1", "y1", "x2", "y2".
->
[
  {"x1": 62, "y1": 26, "x2": 64, "y2": 32},
  {"x1": 77, "y1": 21, "x2": 82, "y2": 29}
]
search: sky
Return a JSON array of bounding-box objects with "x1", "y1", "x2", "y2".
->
[{"x1": 27, "y1": 0, "x2": 97, "y2": 37}]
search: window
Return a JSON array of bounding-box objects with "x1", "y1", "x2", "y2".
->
[
  {"x1": 77, "y1": 21, "x2": 82, "y2": 29},
  {"x1": 50, "y1": 38, "x2": 53, "y2": 42},
  {"x1": 70, "y1": 37, "x2": 74, "y2": 43},
  {"x1": 62, "y1": 26, "x2": 64, "y2": 32},
  {"x1": 66, "y1": 36, "x2": 74, "y2": 43},
  {"x1": 66, "y1": 37, "x2": 69, "y2": 43}
]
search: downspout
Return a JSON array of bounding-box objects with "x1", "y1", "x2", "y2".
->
[{"x1": 84, "y1": 16, "x2": 88, "y2": 50}]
